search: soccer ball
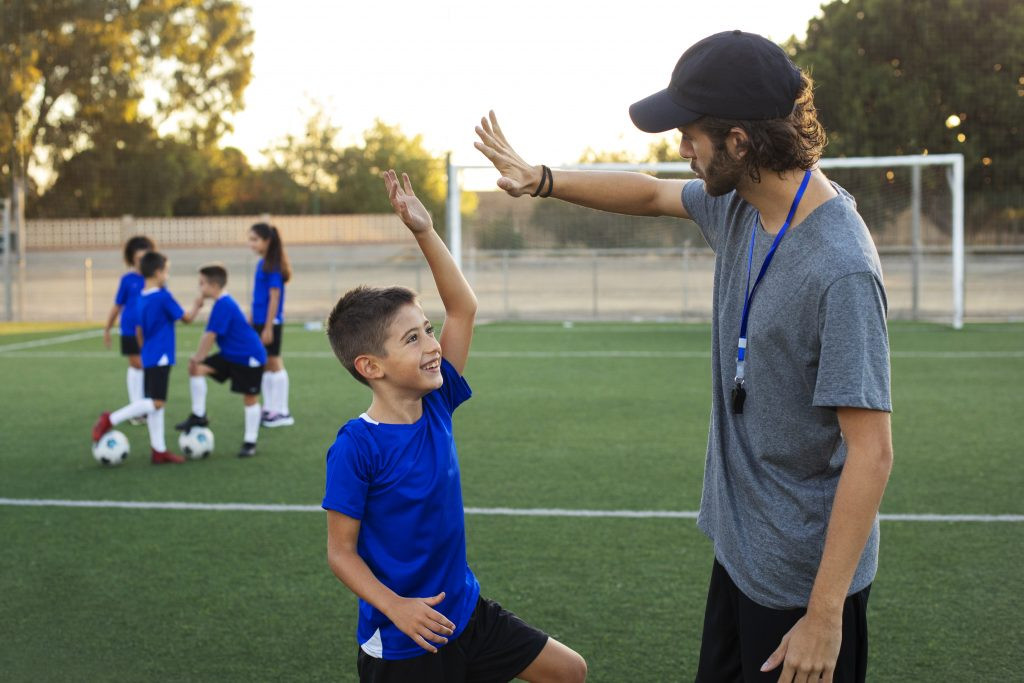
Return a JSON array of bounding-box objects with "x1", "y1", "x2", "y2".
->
[
  {"x1": 179, "y1": 426, "x2": 215, "y2": 459},
  {"x1": 93, "y1": 430, "x2": 129, "y2": 466}
]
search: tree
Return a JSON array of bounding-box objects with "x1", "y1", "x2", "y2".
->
[
  {"x1": 789, "y1": 0, "x2": 1024, "y2": 238},
  {"x1": 1, "y1": 0, "x2": 253, "y2": 202},
  {"x1": 263, "y1": 104, "x2": 342, "y2": 215},
  {"x1": 328, "y1": 120, "x2": 447, "y2": 221},
  {"x1": 33, "y1": 120, "x2": 206, "y2": 217}
]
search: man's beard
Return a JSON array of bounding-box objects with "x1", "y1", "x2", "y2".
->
[{"x1": 700, "y1": 147, "x2": 746, "y2": 197}]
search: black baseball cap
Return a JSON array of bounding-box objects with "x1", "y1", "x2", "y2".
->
[{"x1": 629, "y1": 30, "x2": 802, "y2": 133}]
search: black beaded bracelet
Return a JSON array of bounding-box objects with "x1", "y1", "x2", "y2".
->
[
  {"x1": 530, "y1": 165, "x2": 551, "y2": 198},
  {"x1": 539, "y1": 165, "x2": 554, "y2": 198}
]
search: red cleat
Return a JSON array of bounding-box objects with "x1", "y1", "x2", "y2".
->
[
  {"x1": 151, "y1": 449, "x2": 186, "y2": 465},
  {"x1": 92, "y1": 412, "x2": 113, "y2": 443}
]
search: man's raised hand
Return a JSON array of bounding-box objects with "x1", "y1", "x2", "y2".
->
[{"x1": 474, "y1": 111, "x2": 543, "y2": 197}]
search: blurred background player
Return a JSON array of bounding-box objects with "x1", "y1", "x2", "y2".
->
[
  {"x1": 175, "y1": 263, "x2": 267, "y2": 458},
  {"x1": 322, "y1": 170, "x2": 587, "y2": 683},
  {"x1": 102, "y1": 235, "x2": 155, "y2": 424},
  {"x1": 92, "y1": 251, "x2": 203, "y2": 464},
  {"x1": 248, "y1": 222, "x2": 293, "y2": 428}
]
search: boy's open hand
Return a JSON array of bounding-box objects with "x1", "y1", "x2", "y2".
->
[
  {"x1": 386, "y1": 592, "x2": 455, "y2": 654},
  {"x1": 384, "y1": 169, "x2": 432, "y2": 235}
]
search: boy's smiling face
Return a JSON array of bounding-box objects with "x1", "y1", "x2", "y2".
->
[{"x1": 371, "y1": 302, "x2": 443, "y2": 394}]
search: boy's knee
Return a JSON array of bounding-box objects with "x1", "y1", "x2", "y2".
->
[
  {"x1": 565, "y1": 651, "x2": 587, "y2": 683},
  {"x1": 153, "y1": 400, "x2": 165, "y2": 409}
]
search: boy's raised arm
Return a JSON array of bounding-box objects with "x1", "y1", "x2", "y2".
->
[{"x1": 383, "y1": 170, "x2": 477, "y2": 374}]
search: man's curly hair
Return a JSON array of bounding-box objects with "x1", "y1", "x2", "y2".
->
[{"x1": 698, "y1": 72, "x2": 827, "y2": 183}]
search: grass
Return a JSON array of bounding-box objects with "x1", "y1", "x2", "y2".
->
[{"x1": 1, "y1": 321, "x2": 1022, "y2": 681}]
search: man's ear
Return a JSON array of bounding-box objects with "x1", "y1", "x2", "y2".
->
[
  {"x1": 726, "y1": 127, "x2": 749, "y2": 160},
  {"x1": 354, "y1": 354, "x2": 384, "y2": 382}
]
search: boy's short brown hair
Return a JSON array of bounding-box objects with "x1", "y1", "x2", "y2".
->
[
  {"x1": 199, "y1": 263, "x2": 228, "y2": 288},
  {"x1": 139, "y1": 251, "x2": 167, "y2": 279},
  {"x1": 326, "y1": 286, "x2": 418, "y2": 386}
]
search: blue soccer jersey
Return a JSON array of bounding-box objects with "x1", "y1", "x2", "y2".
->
[
  {"x1": 206, "y1": 294, "x2": 267, "y2": 367},
  {"x1": 251, "y1": 259, "x2": 285, "y2": 325},
  {"x1": 136, "y1": 288, "x2": 184, "y2": 368},
  {"x1": 114, "y1": 272, "x2": 145, "y2": 337},
  {"x1": 322, "y1": 359, "x2": 480, "y2": 660}
]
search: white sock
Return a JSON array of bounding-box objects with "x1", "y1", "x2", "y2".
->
[
  {"x1": 190, "y1": 376, "x2": 207, "y2": 417},
  {"x1": 244, "y1": 403, "x2": 261, "y2": 443},
  {"x1": 148, "y1": 407, "x2": 167, "y2": 452},
  {"x1": 275, "y1": 369, "x2": 290, "y2": 415},
  {"x1": 127, "y1": 367, "x2": 144, "y2": 403},
  {"x1": 261, "y1": 371, "x2": 275, "y2": 414},
  {"x1": 111, "y1": 399, "x2": 155, "y2": 426}
]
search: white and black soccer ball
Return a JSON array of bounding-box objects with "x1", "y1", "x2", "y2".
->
[
  {"x1": 93, "y1": 430, "x2": 130, "y2": 466},
  {"x1": 179, "y1": 426, "x2": 215, "y2": 460}
]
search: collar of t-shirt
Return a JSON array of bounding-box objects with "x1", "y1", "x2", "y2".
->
[{"x1": 141, "y1": 287, "x2": 159, "y2": 295}]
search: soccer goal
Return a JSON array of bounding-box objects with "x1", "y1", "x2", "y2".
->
[{"x1": 446, "y1": 154, "x2": 966, "y2": 328}]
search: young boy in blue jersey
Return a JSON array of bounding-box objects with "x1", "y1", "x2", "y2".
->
[
  {"x1": 102, "y1": 235, "x2": 154, "y2": 421},
  {"x1": 93, "y1": 251, "x2": 203, "y2": 464},
  {"x1": 175, "y1": 264, "x2": 267, "y2": 458},
  {"x1": 322, "y1": 170, "x2": 587, "y2": 683}
]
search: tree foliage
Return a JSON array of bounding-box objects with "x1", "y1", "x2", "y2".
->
[
  {"x1": 789, "y1": 0, "x2": 1024, "y2": 236},
  {"x1": 1, "y1": 0, "x2": 253, "y2": 197}
]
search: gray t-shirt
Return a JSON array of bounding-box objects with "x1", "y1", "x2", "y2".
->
[{"x1": 683, "y1": 178, "x2": 891, "y2": 610}]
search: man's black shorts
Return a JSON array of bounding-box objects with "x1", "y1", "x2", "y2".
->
[
  {"x1": 696, "y1": 558, "x2": 870, "y2": 683},
  {"x1": 252, "y1": 322, "x2": 283, "y2": 357},
  {"x1": 356, "y1": 595, "x2": 549, "y2": 683},
  {"x1": 202, "y1": 353, "x2": 263, "y2": 395},
  {"x1": 143, "y1": 366, "x2": 171, "y2": 401},
  {"x1": 120, "y1": 335, "x2": 140, "y2": 356}
]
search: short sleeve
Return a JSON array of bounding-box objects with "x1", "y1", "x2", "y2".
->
[
  {"x1": 206, "y1": 300, "x2": 228, "y2": 335},
  {"x1": 432, "y1": 358, "x2": 472, "y2": 415},
  {"x1": 321, "y1": 429, "x2": 372, "y2": 519},
  {"x1": 114, "y1": 276, "x2": 130, "y2": 305},
  {"x1": 267, "y1": 271, "x2": 283, "y2": 289},
  {"x1": 165, "y1": 292, "x2": 185, "y2": 322},
  {"x1": 682, "y1": 180, "x2": 722, "y2": 252},
  {"x1": 813, "y1": 272, "x2": 892, "y2": 411}
]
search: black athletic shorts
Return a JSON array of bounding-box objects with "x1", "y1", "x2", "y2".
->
[
  {"x1": 356, "y1": 595, "x2": 549, "y2": 683},
  {"x1": 202, "y1": 353, "x2": 263, "y2": 396},
  {"x1": 143, "y1": 366, "x2": 172, "y2": 401},
  {"x1": 252, "y1": 322, "x2": 283, "y2": 357},
  {"x1": 696, "y1": 558, "x2": 870, "y2": 683},
  {"x1": 120, "y1": 335, "x2": 140, "y2": 356}
]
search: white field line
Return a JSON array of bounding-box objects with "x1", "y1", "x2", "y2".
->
[
  {"x1": 0, "y1": 328, "x2": 105, "y2": 352},
  {"x1": 0, "y1": 349, "x2": 1022, "y2": 360},
  {"x1": 0, "y1": 498, "x2": 1021, "y2": 522}
]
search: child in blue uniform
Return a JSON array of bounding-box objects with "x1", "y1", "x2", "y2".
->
[
  {"x1": 175, "y1": 264, "x2": 267, "y2": 458},
  {"x1": 247, "y1": 222, "x2": 293, "y2": 428},
  {"x1": 322, "y1": 171, "x2": 587, "y2": 683},
  {"x1": 93, "y1": 252, "x2": 203, "y2": 464},
  {"x1": 102, "y1": 235, "x2": 154, "y2": 419}
]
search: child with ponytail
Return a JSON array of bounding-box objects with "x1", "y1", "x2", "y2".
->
[{"x1": 248, "y1": 223, "x2": 294, "y2": 427}]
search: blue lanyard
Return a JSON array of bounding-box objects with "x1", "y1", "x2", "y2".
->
[{"x1": 735, "y1": 169, "x2": 812, "y2": 387}]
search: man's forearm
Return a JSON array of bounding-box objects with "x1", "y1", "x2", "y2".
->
[
  {"x1": 546, "y1": 169, "x2": 674, "y2": 217},
  {"x1": 808, "y1": 440, "x2": 892, "y2": 616}
]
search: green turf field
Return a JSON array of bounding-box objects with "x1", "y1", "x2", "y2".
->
[{"x1": 1, "y1": 321, "x2": 1022, "y2": 681}]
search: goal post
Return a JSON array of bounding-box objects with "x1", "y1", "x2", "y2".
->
[{"x1": 447, "y1": 154, "x2": 966, "y2": 328}]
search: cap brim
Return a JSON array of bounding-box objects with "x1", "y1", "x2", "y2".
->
[{"x1": 628, "y1": 89, "x2": 703, "y2": 133}]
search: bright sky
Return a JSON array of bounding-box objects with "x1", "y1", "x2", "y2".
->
[{"x1": 221, "y1": 0, "x2": 828, "y2": 170}]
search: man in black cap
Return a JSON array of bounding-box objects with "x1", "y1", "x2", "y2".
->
[{"x1": 475, "y1": 30, "x2": 893, "y2": 683}]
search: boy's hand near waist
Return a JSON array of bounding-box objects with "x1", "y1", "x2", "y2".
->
[{"x1": 383, "y1": 591, "x2": 456, "y2": 654}]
